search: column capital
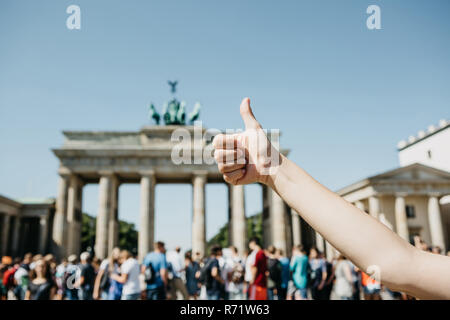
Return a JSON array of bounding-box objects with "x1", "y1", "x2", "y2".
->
[
  {"x1": 140, "y1": 171, "x2": 156, "y2": 185},
  {"x1": 58, "y1": 167, "x2": 72, "y2": 179},
  {"x1": 394, "y1": 192, "x2": 408, "y2": 198},
  {"x1": 192, "y1": 170, "x2": 208, "y2": 183},
  {"x1": 139, "y1": 169, "x2": 156, "y2": 177},
  {"x1": 98, "y1": 170, "x2": 116, "y2": 177},
  {"x1": 427, "y1": 193, "x2": 441, "y2": 198},
  {"x1": 69, "y1": 174, "x2": 84, "y2": 186},
  {"x1": 291, "y1": 208, "x2": 299, "y2": 217}
]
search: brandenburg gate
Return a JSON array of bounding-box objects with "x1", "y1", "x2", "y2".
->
[{"x1": 50, "y1": 83, "x2": 317, "y2": 261}]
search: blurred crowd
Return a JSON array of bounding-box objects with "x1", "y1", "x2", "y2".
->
[{"x1": 1, "y1": 235, "x2": 448, "y2": 300}]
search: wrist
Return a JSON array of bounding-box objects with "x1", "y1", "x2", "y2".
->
[{"x1": 261, "y1": 153, "x2": 286, "y2": 189}]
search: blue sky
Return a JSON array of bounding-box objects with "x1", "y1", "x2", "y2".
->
[{"x1": 1, "y1": 0, "x2": 449, "y2": 250}]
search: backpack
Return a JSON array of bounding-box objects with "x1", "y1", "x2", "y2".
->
[
  {"x1": 268, "y1": 259, "x2": 282, "y2": 285},
  {"x1": 144, "y1": 262, "x2": 156, "y2": 284},
  {"x1": 99, "y1": 268, "x2": 110, "y2": 290},
  {"x1": 198, "y1": 258, "x2": 214, "y2": 286}
]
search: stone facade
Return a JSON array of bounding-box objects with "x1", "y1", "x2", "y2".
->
[{"x1": 0, "y1": 195, "x2": 55, "y2": 257}]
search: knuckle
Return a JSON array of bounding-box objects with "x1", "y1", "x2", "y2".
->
[
  {"x1": 213, "y1": 150, "x2": 221, "y2": 162},
  {"x1": 212, "y1": 134, "x2": 223, "y2": 148}
]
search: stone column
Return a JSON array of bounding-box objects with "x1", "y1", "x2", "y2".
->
[
  {"x1": 229, "y1": 185, "x2": 246, "y2": 255},
  {"x1": 192, "y1": 172, "x2": 207, "y2": 258},
  {"x1": 428, "y1": 195, "x2": 445, "y2": 251},
  {"x1": 369, "y1": 196, "x2": 380, "y2": 219},
  {"x1": 139, "y1": 171, "x2": 156, "y2": 262},
  {"x1": 354, "y1": 200, "x2": 365, "y2": 212},
  {"x1": 11, "y1": 216, "x2": 21, "y2": 257},
  {"x1": 67, "y1": 175, "x2": 83, "y2": 256},
  {"x1": 39, "y1": 215, "x2": 49, "y2": 254},
  {"x1": 52, "y1": 173, "x2": 69, "y2": 259},
  {"x1": 291, "y1": 209, "x2": 302, "y2": 247},
  {"x1": 108, "y1": 177, "x2": 120, "y2": 255},
  {"x1": 95, "y1": 172, "x2": 114, "y2": 260},
  {"x1": 271, "y1": 189, "x2": 287, "y2": 253},
  {"x1": 394, "y1": 195, "x2": 409, "y2": 241},
  {"x1": 1, "y1": 214, "x2": 10, "y2": 256},
  {"x1": 315, "y1": 231, "x2": 325, "y2": 253}
]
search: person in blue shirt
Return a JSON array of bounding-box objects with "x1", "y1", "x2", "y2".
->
[
  {"x1": 290, "y1": 245, "x2": 309, "y2": 300},
  {"x1": 142, "y1": 241, "x2": 168, "y2": 300},
  {"x1": 276, "y1": 249, "x2": 290, "y2": 300}
]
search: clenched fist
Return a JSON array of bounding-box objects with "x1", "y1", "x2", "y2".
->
[{"x1": 212, "y1": 98, "x2": 281, "y2": 186}]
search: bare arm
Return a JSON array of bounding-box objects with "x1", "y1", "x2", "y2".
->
[
  {"x1": 111, "y1": 273, "x2": 129, "y2": 284},
  {"x1": 160, "y1": 268, "x2": 168, "y2": 287},
  {"x1": 93, "y1": 268, "x2": 105, "y2": 299},
  {"x1": 212, "y1": 97, "x2": 450, "y2": 299},
  {"x1": 270, "y1": 155, "x2": 450, "y2": 298}
]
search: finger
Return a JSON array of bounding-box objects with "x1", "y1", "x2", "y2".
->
[
  {"x1": 218, "y1": 162, "x2": 246, "y2": 174},
  {"x1": 214, "y1": 149, "x2": 245, "y2": 164},
  {"x1": 223, "y1": 168, "x2": 246, "y2": 184},
  {"x1": 240, "y1": 97, "x2": 261, "y2": 130},
  {"x1": 212, "y1": 133, "x2": 239, "y2": 149}
]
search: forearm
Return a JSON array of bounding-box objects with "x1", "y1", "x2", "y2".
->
[{"x1": 268, "y1": 155, "x2": 418, "y2": 293}]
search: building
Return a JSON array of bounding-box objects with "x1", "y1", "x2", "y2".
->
[
  {"x1": 337, "y1": 119, "x2": 450, "y2": 253},
  {"x1": 397, "y1": 119, "x2": 450, "y2": 172},
  {"x1": 0, "y1": 195, "x2": 55, "y2": 257}
]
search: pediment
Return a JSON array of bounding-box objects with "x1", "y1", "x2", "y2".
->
[{"x1": 371, "y1": 163, "x2": 450, "y2": 182}]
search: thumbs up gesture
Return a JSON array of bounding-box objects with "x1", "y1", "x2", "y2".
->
[{"x1": 212, "y1": 98, "x2": 281, "y2": 186}]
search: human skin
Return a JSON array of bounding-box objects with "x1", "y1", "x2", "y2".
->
[{"x1": 212, "y1": 98, "x2": 450, "y2": 299}]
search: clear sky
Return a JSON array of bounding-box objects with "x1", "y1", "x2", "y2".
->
[{"x1": 1, "y1": 0, "x2": 449, "y2": 250}]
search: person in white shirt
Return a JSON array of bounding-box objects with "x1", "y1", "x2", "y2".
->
[
  {"x1": 111, "y1": 250, "x2": 141, "y2": 300},
  {"x1": 166, "y1": 247, "x2": 188, "y2": 299}
]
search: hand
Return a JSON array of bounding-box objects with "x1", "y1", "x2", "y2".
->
[{"x1": 212, "y1": 98, "x2": 281, "y2": 186}]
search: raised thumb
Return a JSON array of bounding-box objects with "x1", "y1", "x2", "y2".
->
[{"x1": 240, "y1": 98, "x2": 260, "y2": 129}]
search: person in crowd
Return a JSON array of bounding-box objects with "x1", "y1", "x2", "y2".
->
[
  {"x1": 29, "y1": 254, "x2": 42, "y2": 271},
  {"x1": 184, "y1": 252, "x2": 201, "y2": 299},
  {"x1": 77, "y1": 251, "x2": 95, "y2": 300},
  {"x1": 276, "y1": 249, "x2": 290, "y2": 301},
  {"x1": 212, "y1": 98, "x2": 450, "y2": 299},
  {"x1": 334, "y1": 255, "x2": 354, "y2": 300},
  {"x1": 0, "y1": 262, "x2": 8, "y2": 300},
  {"x1": 247, "y1": 237, "x2": 267, "y2": 300},
  {"x1": 54, "y1": 258, "x2": 67, "y2": 300},
  {"x1": 322, "y1": 253, "x2": 335, "y2": 300},
  {"x1": 166, "y1": 246, "x2": 188, "y2": 300},
  {"x1": 93, "y1": 247, "x2": 122, "y2": 300},
  {"x1": 431, "y1": 246, "x2": 442, "y2": 255},
  {"x1": 349, "y1": 260, "x2": 361, "y2": 300},
  {"x1": 202, "y1": 245, "x2": 224, "y2": 300},
  {"x1": 290, "y1": 245, "x2": 309, "y2": 300},
  {"x1": 25, "y1": 259, "x2": 55, "y2": 300},
  {"x1": 224, "y1": 246, "x2": 245, "y2": 300},
  {"x1": 142, "y1": 241, "x2": 168, "y2": 300},
  {"x1": 13, "y1": 253, "x2": 32, "y2": 300},
  {"x1": 308, "y1": 247, "x2": 327, "y2": 300},
  {"x1": 360, "y1": 270, "x2": 382, "y2": 300},
  {"x1": 243, "y1": 249, "x2": 253, "y2": 299},
  {"x1": 266, "y1": 245, "x2": 282, "y2": 300},
  {"x1": 110, "y1": 250, "x2": 141, "y2": 300},
  {"x1": 3, "y1": 257, "x2": 20, "y2": 300},
  {"x1": 64, "y1": 254, "x2": 79, "y2": 300}
]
